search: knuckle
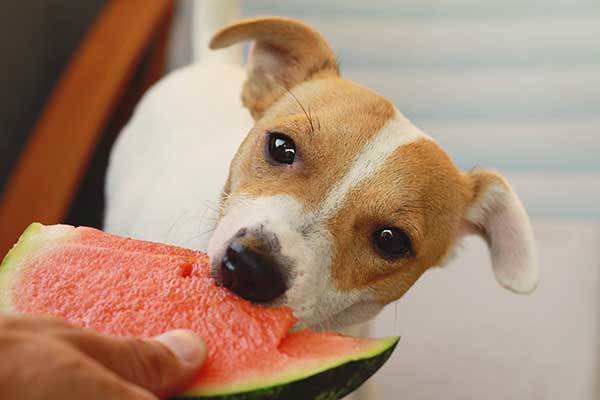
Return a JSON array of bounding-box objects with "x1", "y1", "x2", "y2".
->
[
  {"x1": 55, "y1": 352, "x2": 90, "y2": 373},
  {"x1": 36, "y1": 341, "x2": 92, "y2": 378},
  {"x1": 125, "y1": 338, "x2": 172, "y2": 388}
]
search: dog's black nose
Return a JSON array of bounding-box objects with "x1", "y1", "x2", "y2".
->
[{"x1": 220, "y1": 240, "x2": 287, "y2": 303}]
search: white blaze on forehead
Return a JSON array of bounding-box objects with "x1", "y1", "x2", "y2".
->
[{"x1": 318, "y1": 112, "x2": 433, "y2": 218}]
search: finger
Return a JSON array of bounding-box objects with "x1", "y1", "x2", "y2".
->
[
  {"x1": 0, "y1": 313, "x2": 74, "y2": 332},
  {"x1": 0, "y1": 333, "x2": 158, "y2": 400},
  {"x1": 64, "y1": 354, "x2": 160, "y2": 400},
  {"x1": 59, "y1": 329, "x2": 206, "y2": 397},
  {"x1": 101, "y1": 380, "x2": 159, "y2": 400}
]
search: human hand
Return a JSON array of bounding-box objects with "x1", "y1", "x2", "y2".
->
[{"x1": 0, "y1": 313, "x2": 206, "y2": 399}]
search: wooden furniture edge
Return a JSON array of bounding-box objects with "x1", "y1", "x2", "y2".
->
[{"x1": 0, "y1": 0, "x2": 174, "y2": 256}]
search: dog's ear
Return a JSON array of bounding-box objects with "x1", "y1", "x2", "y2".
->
[
  {"x1": 210, "y1": 17, "x2": 339, "y2": 119},
  {"x1": 462, "y1": 169, "x2": 538, "y2": 293}
]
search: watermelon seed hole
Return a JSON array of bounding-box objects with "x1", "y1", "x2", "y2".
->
[{"x1": 178, "y1": 263, "x2": 193, "y2": 278}]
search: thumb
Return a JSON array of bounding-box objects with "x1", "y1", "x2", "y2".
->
[
  {"x1": 66, "y1": 329, "x2": 207, "y2": 397},
  {"x1": 151, "y1": 330, "x2": 208, "y2": 393}
]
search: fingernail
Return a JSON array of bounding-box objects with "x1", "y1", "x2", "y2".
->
[{"x1": 155, "y1": 329, "x2": 206, "y2": 365}]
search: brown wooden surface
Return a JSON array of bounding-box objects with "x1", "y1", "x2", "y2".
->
[{"x1": 0, "y1": 0, "x2": 174, "y2": 257}]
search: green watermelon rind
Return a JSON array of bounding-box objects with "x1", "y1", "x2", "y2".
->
[
  {"x1": 0, "y1": 223, "x2": 77, "y2": 311},
  {"x1": 175, "y1": 336, "x2": 399, "y2": 400},
  {"x1": 0, "y1": 223, "x2": 400, "y2": 400}
]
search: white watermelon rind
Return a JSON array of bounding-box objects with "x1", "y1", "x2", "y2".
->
[{"x1": 0, "y1": 223, "x2": 77, "y2": 312}]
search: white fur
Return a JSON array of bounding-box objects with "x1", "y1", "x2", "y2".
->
[
  {"x1": 319, "y1": 112, "x2": 433, "y2": 219},
  {"x1": 104, "y1": 62, "x2": 252, "y2": 250},
  {"x1": 207, "y1": 195, "x2": 334, "y2": 327},
  {"x1": 465, "y1": 179, "x2": 539, "y2": 293}
]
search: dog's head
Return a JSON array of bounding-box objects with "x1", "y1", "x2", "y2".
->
[{"x1": 207, "y1": 17, "x2": 538, "y2": 330}]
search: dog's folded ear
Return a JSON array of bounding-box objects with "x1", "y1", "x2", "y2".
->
[
  {"x1": 210, "y1": 17, "x2": 339, "y2": 119},
  {"x1": 463, "y1": 169, "x2": 539, "y2": 293}
]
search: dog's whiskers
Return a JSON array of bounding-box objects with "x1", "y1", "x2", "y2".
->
[
  {"x1": 183, "y1": 232, "x2": 210, "y2": 247},
  {"x1": 198, "y1": 215, "x2": 218, "y2": 237},
  {"x1": 202, "y1": 200, "x2": 221, "y2": 213},
  {"x1": 166, "y1": 196, "x2": 208, "y2": 241},
  {"x1": 285, "y1": 87, "x2": 316, "y2": 136},
  {"x1": 183, "y1": 203, "x2": 220, "y2": 246}
]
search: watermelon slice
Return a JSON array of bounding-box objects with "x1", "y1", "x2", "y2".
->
[{"x1": 0, "y1": 223, "x2": 398, "y2": 400}]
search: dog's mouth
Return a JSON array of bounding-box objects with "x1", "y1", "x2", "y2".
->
[
  {"x1": 294, "y1": 297, "x2": 385, "y2": 333},
  {"x1": 212, "y1": 248, "x2": 377, "y2": 333},
  {"x1": 207, "y1": 204, "x2": 362, "y2": 331}
]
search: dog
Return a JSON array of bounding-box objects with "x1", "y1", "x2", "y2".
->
[{"x1": 105, "y1": 16, "x2": 538, "y2": 334}]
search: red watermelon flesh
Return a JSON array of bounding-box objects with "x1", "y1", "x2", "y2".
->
[{"x1": 0, "y1": 224, "x2": 398, "y2": 399}]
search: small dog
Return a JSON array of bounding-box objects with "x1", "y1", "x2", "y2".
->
[{"x1": 105, "y1": 17, "x2": 538, "y2": 333}]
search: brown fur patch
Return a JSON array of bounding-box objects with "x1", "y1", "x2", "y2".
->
[{"x1": 327, "y1": 140, "x2": 472, "y2": 304}]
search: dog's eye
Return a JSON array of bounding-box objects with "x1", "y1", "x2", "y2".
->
[
  {"x1": 268, "y1": 133, "x2": 296, "y2": 164},
  {"x1": 372, "y1": 227, "x2": 413, "y2": 258}
]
